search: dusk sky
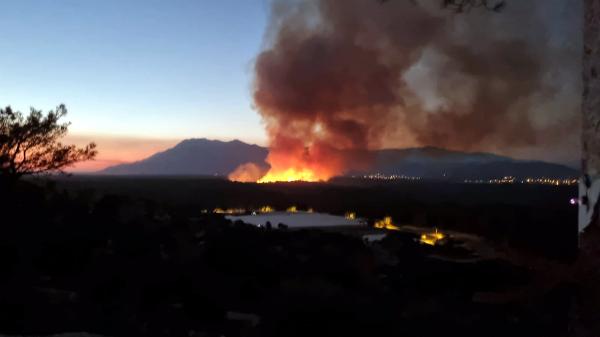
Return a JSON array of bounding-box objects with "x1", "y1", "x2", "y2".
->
[
  {"x1": 0, "y1": 0, "x2": 581, "y2": 171},
  {"x1": 0, "y1": 0, "x2": 270, "y2": 169}
]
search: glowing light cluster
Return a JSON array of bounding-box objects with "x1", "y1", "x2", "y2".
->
[
  {"x1": 374, "y1": 216, "x2": 400, "y2": 231},
  {"x1": 362, "y1": 173, "x2": 422, "y2": 181},
  {"x1": 258, "y1": 205, "x2": 275, "y2": 213},
  {"x1": 464, "y1": 177, "x2": 578, "y2": 186},
  {"x1": 420, "y1": 229, "x2": 446, "y2": 246},
  {"x1": 213, "y1": 208, "x2": 246, "y2": 215},
  {"x1": 345, "y1": 212, "x2": 356, "y2": 220}
]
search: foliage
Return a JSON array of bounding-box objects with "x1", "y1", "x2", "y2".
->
[
  {"x1": 379, "y1": 0, "x2": 506, "y2": 12},
  {"x1": 0, "y1": 181, "x2": 568, "y2": 336},
  {"x1": 0, "y1": 104, "x2": 96, "y2": 179},
  {"x1": 441, "y1": 0, "x2": 506, "y2": 12}
]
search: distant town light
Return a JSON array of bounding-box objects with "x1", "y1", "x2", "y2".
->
[
  {"x1": 570, "y1": 197, "x2": 579, "y2": 205},
  {"x1": 258, "y1": 205, "x2": 274, "y2": 213},
  {"x1": 213, "y1": 208, "x2": 246, "y2": 215},
  {"x1": 464, "y1": 177, "x2": 578, "y2": 186},
  {"x1": 374, "y1": 216, "x2": 400, "y2": 231},
  {"x1": 420, "y1": 228, "x2": 446, "y2": 246},
  {"x1": 345, "y1": 212, "x2": 357, "y2": 220}
]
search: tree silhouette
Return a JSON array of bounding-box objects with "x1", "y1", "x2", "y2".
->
[
  {"x1": 379, "y1": 0, "x2": 506, "y2": 12},
  {"x1": 440, "y1": 0, "x2": 505, "y2": 12},
  {"x1": 0, "y1": 104, "x2": 97, "y2": 181}
]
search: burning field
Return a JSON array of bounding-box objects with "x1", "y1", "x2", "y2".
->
[{"x1": 229, "y1": 0, "x2": 580, "y2": 183}]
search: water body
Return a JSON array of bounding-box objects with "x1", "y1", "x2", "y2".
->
[{"x1": 226, "y1": 212, "x2": 364, "y2": 229}]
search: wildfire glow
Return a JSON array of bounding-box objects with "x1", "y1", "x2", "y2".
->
[
  {"x1": 228, "y1": 130, "x2": 361, "y2": 183},
  {"x1": 258, "y1": 168, "x2": 322, "y2": 183},
  {"x1": 229, "y1": 134, "x2": 363, "y2": 183}
]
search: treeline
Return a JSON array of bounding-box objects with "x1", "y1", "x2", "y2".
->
[
  {"x1": 47, "y1": 176, "x2": 578, "y2": 260},
  {"x1": 0, "y1": 180, "x2": 572, "y2": 337}
]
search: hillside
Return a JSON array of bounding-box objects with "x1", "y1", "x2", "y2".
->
[
  {"x1": 100, "y1": 138, "x2": 268, "y2": 176},
  {"x1": 371, "y1": 147, "x2": 577, "y2": 180},
  {"x1": 100, "y1": 139, "x2": 578, "y2": 180}
]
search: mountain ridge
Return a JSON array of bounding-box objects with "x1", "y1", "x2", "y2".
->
[{"x1": 99, "y1": 138, "x2": 578, "y2": 180}]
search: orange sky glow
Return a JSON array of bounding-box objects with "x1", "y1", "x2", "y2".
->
[{"x1": 65, "y1": 134, "x2": 179, "y2": 172}]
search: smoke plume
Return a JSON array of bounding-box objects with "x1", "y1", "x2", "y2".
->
[{"x1": 230, "y1": 0, "x2": 580, "y2": 182}]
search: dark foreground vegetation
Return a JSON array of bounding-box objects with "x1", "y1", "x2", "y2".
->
[
  {"x1": 50, "y1": 175, "x2": 578, "y2": 259},
  {"x1": 0, "y1": 176, "x2": 581, "y2": 336}
]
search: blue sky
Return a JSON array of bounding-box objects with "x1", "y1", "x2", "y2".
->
[
  {"x1": 0, "y1": 0, "x2": 582, "y2": 169},
  {"x1": 0, "y1": 0, "x2": 270, "y2": 145}
]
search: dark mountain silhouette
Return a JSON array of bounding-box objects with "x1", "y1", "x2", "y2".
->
[
  {"x1": 100, "y1": 138, "x2": 268, "y2": 176},
  {"x1": 369, "y1": 147, "x2": 578, "y2": 180},
  {"x1": 99, "y1": 139, "x2": 578, "y2": 180}
]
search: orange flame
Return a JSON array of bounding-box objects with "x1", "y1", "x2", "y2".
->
[
  {"x1": 229, "y1": 137, "x2": 368, "y2": 183},
  {"x1": 258, "y1": 167, "x2": 321, "y2": 183},
  {"x1": 253, "y1": 139, "x2": 347, "y2": 183}
]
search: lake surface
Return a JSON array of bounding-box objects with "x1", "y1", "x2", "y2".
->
[{"x1": 226, "y1": 212, "x2": 364, "y2": 229}]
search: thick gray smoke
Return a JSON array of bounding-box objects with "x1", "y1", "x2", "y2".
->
[{"x1": 251, "y1": 0, "x2": 580, "y2": 179}]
